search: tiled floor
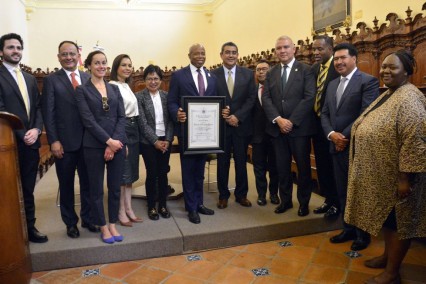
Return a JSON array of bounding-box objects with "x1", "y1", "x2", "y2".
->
[{"x1": 31, "y1": 230, "x2": 426, "y2": 284}]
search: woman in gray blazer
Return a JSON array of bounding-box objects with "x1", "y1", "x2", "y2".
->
[{"x1": 136, "y1": 65, "x2": 174, "y2": 220}]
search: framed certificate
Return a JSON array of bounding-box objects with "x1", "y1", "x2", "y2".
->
[{"x1": 181, "y1": 96, "x2": 226, "y2": 155}]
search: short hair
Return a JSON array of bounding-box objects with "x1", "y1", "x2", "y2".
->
[
  {"x1": 256, "y1": 59, "x2": 270, "y2": 67},
  {"x1": 334, "y1": 43, "x2": 357, "y2": 57},
  {"x1": 84, "y1": 50, "x2": 106, "y2": 68},
  {"x1": 0, "y1": 33, "x2": 24, "y2": 51},
  {"x1": 313, "y1": 35, "x2": 334, "y2": 47},
  {"x1": 143, "y1": 64, "x2": 163, "y2": 80},
  {"x1": 58, "y1": 41, "x2": 79, "y2": 53},
  {"x1": 276, "y1": 35, "x2": 294, "y2": 44},
  {"x1": 110, "y1": 54, "x2": 132, "y2": 83},
  {"x1": 391, "y1": 50, "x2": 416, "y2": 76},
  {"x1": 220, "y1": 42, "x2": 238, "y2": 54}
]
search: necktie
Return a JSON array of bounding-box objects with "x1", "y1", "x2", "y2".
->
[
  {"x1": 197, "y1": 69, "x2": 205, "y2": 96},
  {"x1": 227, "y1": 70, "x2": 234, "y2": 97},
  {"x1": 336, "y1": 77, "x2": 348, "y2": 107},
  {"x1": 314, "y1": 64, "x2": 327, "y2": 116},
  {"x1": 281, "y1": 65, "x2": 288, "y2": 93},
  {"x1": 258, "y1": 85, "x2": 263, "y2": 105},
  {"x1": 14, "y1": 68, "x2": 30, "y2": 117},
  {"x1": 71, "y1": 72, "x2": 79, "y2": 90}
]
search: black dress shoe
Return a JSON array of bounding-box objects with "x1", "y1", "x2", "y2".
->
[
  {"x1": 270, "y1": 194, "x2": 280, "y2": 205},
  {"x1": 298, "y1": 205, "x2": 309, "y2": 217},
  {"x1": 351, "y1": 235, "x2": 371, "y2": 251},
  {"x1": 28, "y1": 227, "x2": 48, "y2": 243},
  {"x1": 274, "y1": 203, "x2": 293, "y2": 214},
  {"x1": 167, "y1": 185, "x2": 175, "y2": 195},
  {"x1": 324, "y1": 206, "x2": 340, "y2": 219},
  {"x1": 148, "y1": 208, "x2": 160, "y2": 220},
  {"x1": 313, "y1": 203, "x2": 331, "y2": 214},
  {"x1": 81, "y1": 222, "x2": 100, "y2": 233},
  {"x1": 188, "y1": 211, "x2": 200, "y2": 224},
  {"x1": 257, "y1": 196, "x2": 267, "y2": 206},
  {"x1": 158, "y1": 207, "x2": 171, "y2": 218},
  {"x1": 198, "y1": 205, "x2": 214, "y2": 215},
  {"x1": 330, "y1": 230, "x2": 356, "y2": 243},
  {"x1": 66, "y1": 225, "x2": 80, "y2": 238}
]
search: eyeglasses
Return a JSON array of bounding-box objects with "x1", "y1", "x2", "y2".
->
[
  {"x1": 102, "y1": 97, "x2": 110, "y2": 111},
  {"x1": 145, "y1": 77, "x2": 160, "y2": 82},
  {"x1": 256, "y1": 67, "x2": 269, "y2": 72},
  {"x1": 59, "y1": 52, "x2": 77, "y2": 58}
]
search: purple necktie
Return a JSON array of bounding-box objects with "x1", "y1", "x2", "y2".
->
[{"x1": 197, "y1": 69, "x2": 205, "y2": 96}]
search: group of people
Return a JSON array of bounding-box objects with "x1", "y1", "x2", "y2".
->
[{"x1": 1, "y1": 32, "x2": 425, "y2": 283}]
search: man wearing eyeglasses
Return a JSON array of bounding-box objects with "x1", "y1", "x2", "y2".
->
[{"x1": 41, "y1": 41, "x2": 99, "y2": 239}]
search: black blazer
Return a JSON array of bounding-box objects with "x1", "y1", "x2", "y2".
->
[
  {"x1": 42, "y1": 69, "x2": 90, "y2": 151},
  {"x1": 262, "y1": 60, "x2": 316, "y2": 137},
  {"x1": 75, "y1": 80, "x2": 127, "y2": 148},
  {"x1": 251, "y1": 84, "x2": 268, "y2": 144},
  {"x1": 211, "y1": 66, "x2": 256, "y2": 137},
  {"x1": 0, "y1": 64, "x2": 43, "y2": 149}
]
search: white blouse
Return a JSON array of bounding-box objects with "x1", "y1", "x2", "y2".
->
[{"x1": 109, "y1": 81, "x2": 139, "y2": 117}]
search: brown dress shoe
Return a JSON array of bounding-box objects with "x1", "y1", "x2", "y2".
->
[
  {"x1": 236, "y1": 198, "x2": 252, "y2": 207},
  {"x1": 217, "y1": 199, "x2": 228, "y2": 209}
]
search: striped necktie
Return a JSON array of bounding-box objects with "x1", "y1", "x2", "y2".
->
[
  {"x1": 14, "y1": 68, "x2": 30, "y2": 117},
  {"x1": 314, "y1": 64, "x2": 327, "y2": 116}
]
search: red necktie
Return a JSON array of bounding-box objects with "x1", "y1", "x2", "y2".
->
[{"x1": 71, "y1": 72, "x2": 79, "y2": 90}]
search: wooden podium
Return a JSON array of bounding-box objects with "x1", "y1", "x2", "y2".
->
[{"x1": 0, "y1": 112, "x2": 32, "y2": 283}]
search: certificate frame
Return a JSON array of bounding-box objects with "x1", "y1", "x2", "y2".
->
[
  {"x1": 181, "y1": 96, "x2": 226, "y2": 155},
  {"x1": 313, "y1": 0, "x2": 351, "y2": 33}
]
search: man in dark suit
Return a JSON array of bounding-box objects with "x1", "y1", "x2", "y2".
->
[
  {"x1": 0, "y1": 33, "x2": 47, "y2": 243},
  {"x1": 251, "y1": 60, "x2": 279, "y2": 206},
  {"x1": 311, "y1": 35, "x2": 340, "y2": 219},
  {"x1": 212, "y1": 42, "x2": 256, "y2": 209},
  {"x1": 42, "y1": 41, "x2": 99, "y2": 238},
  {"x1": 168, "y1": 43, "x2": 217, "y2": 224},
  {"x1": 262, "y1": 35, "x2": 316, "y2": 217},
  {"x1": 321, "y1": 43, "x2": 379, "y2": 251}
]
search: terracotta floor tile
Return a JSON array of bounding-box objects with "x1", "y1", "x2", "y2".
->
[
  {"x1": 312, "y1": 250, "x2": 350, "y2": 269},
  {"x1": 400, "y1": 262, "x2": 426, "y2": 283},
  {"x1": 244, "y1": 241, "x2": 281, "y2": 256},
  {"x1": 36, "y1": 267, "x2": 84, "y2": 284},
  {"x1": 405, "y1": 246, "x2": 426, "y2": 266},
  {"x1": 228, "y1": 252, "x2": 271, "y2": 270},
  {"x1": 319, "y1": 238, "x2": 353, "y2": 253},
  {"x1": 200, "y1": 248, "x2": 238, "y2": 264},
  {"x1": 287, "y1": 233, "x2": 327, "y2": 248},
  {"x1": 163, "y1": 273, "x2": 205, "y2": 284},
  {"x1": 276, "y1": 246, "x2": 316, "y2": 262},
  {"x1": 32, "y1": 271, "x2": 50, "y2": 279},
  {"x1": 209, "y1": 265, "x2": 255, "y2": 284},
  {"x1": 123, "y1": 266, "x2": 170, "y2": 284},
  {"x1": 100, "y1": 261, "x2": 141, "y2": 280},
  {"x1": 345, "y1": 270, "x2": 375, "y2": 284},
  {"x1": 228, "y1": 245, "x2": 247, "y2": 252},
  {"x1": 349, "y1": 256, "x2": 385, "y2": 274},
  {"x1": 301, "y1": 264, "x2": 346, "y2": 283},
  {"x1": 268, "y1": 257, "x2": 308, "y2": 279},
  {"x1": 253, "y1": 274, "x2": 298, "y2": 284},
  {"x1": 144, "y1": 255, "x2": 188, "y2": 272},
  {"x1": 74, "y1": 275, "x2": 117, "y2": 283},
  {"x1": 174, "y1": 259, "x2": 222, "y2": 280}
]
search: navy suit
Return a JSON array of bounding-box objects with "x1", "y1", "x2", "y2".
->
[
  {"x1": 321, "y1": 68, "x2": 379, "y2": 233},
  {"x1": 211, "y1": 66, "x2": 256, "y2": 201},
  {"x1": 168, "y1": 65, "x2": 217, "y2": 212},
  {"x1": 41, "y1": 69, "x2": 92, "y2": 227},
  {"x1": 75, "y1": 80, "x2": 127, "y2": 226},
  {"x1": 0, "y1": 64, "x2": 43, "y2": 229}
]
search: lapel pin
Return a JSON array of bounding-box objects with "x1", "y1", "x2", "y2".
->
[
  {"x1": 295, "y1": 68, "x2": 298, "y2": 72},
  {"x1": 207, "y1": 73, "x2": 211, "y2": 77}
]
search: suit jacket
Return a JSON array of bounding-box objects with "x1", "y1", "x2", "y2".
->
[
  {"x1": 312, "y1": 61, "x2": 340, "y2": 112},
  {"x1": 75, "y1": 80, "x2": 127, "y2": 148},
  {"x1": 251, "y1": 84, "x2": 269, "y2": 144},
  {"x1": 0, "y1": 64, "x2": 43, "y2": 149},
  {"x1": 321, "y1": 69, "x2": 379, "y2": 154},
  {"x1": 136, "y1": 88, "x2": 174, "y2": 145},
  {"x1": 167, "y1": 65, "x2": 217, "y2": 137},
  {"x1": 41, "y1": 69, "x2": 90, "y2": 151},
  {"x1": 262, "y1": 60, "x2": 316, "y2": 137},
  {"x1": 211, "y1": 66, "x2": 256, "y2": 137}
]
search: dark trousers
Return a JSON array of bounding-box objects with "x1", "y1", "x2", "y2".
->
[
  {"x1": 273, "y1": 134, "x2": 312, "y2": 206},
  {"x1": 140, "y1": 143, "x2": 171, "y2": 209},
  {"x1": 252, "y1": 136, "x2": 278, "y2": 198},
  {"x1": 17, "y1": 141, "x2": 39, "y2": 229},
  {"x1": 84, "y1": 147, "x2": 125, "y2": 226},
  {"x1": 55, "y1": 147, "x2": 91, "y2": 226},
  {"x1": 312, "y1": 117, "x2": 338, "y2": 207},
  {"x1": 217, "y1": 133, "x2": 250, "y2": 200}
]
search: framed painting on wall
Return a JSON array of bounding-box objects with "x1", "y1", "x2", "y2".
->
[{"x1": 313, "y1": 0, "x2": 351, "y2": 33}]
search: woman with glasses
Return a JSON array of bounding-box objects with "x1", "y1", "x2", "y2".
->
[
  {"x1": 136, "y1": 65, "x2": 174, "y2": 220},
  {"x1": 109, "y1": 54, "x2": 143, "y2": 227},
  {"x1": 76, "y1": 50, "x2": 127, "y2": 244}
]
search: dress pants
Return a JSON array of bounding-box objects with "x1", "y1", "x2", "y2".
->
[
  {"x1": 312, "y1": 117, "x2": 338, "y2": 207},
  {"x1": 17, "y1": 141, "x2": 40, "y2": 229},
  {"x1": 140, "y1": 143, "x2": 171, "y2": 209},
  {"x1": 84, "y1": 147, "x2": 125, "y2": 226},
  {"x1": 273, "y1": 134, "x2": 312, "y2": 206},
  {"x1": 252, "y1": 136, "x2": 278, "y2": 197},
  {"x1": 55, "y1": 147, "x2": 91, "y2": 226},
  {"x1": 217, "y1": 133, "x2": 250, "y2": 200}
]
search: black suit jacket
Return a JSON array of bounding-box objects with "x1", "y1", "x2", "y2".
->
[
  {"x1": 251, "y1": 84, "x2": 269, "y2": 144},
  {"x1": 75, "y1": 80, "x2": 127, "y2": 148},
  {"x1": 0, "y1": 64, "x2": 43, "y2": 148},
  {"x1": 321, "y1": 69, "x2": 379, "y2": 153},
  {"x1": 312, "y1": 61, "x2": 340, "y2": 111},
  {"x1": 262, "y1": 60, "x2": 316, "y2": 137},
  {"x1": 211, "y1": 66, "x2": 256, "y2": 137},
  {"x1": 42, "y1": 69, "x2": 90, "y2": 151}
]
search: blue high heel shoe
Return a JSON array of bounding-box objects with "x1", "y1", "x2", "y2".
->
[
  {"x1": 101, "y1": 234, "x2": 115, "y2": 244},
  {"x1": 113, "y1": 235, "x2": 124, "y2": 242}
]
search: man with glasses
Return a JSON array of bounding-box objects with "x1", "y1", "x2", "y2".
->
[{"x1": 42, "y1": 41, "x2": 99, "y2": 239}]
